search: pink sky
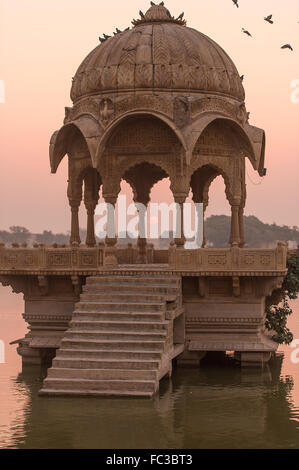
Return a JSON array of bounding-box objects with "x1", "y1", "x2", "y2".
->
[{"x1": 0, "y1": 0, "x2": 298, "y2": 233}]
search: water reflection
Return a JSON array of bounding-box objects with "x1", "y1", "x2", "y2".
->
[
  {"x1": 0, "y1": 298, "x2": 299, "y2": 449},
  {"x1": 2, "y1": 353, "x2": 298, "y2": 449}
]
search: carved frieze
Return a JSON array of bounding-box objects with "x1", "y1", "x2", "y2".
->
[
  {"x1": 191, "y1": 96, "x2": 248, "y2": 125},
  {"x1": 46, "y1": 251, "x2": 72, "y2": 267},
  {"x1": 64, "y1": 97, "x2": 100, "y2": 124},
  {"x1": 115, "y1": 95, "x2": 173, "y2": 120},
  {"x1": 173, "y1": 96, "x2": 191, "y2": 128},
  {"x1": 99, "y1": 98, "x2": 114, "y2": 127}
]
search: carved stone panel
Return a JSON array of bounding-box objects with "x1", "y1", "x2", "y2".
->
[{"x1": 173, "y1": 96, "x2": 191, "y2": 128}]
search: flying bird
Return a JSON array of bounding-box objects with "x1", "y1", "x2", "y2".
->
[
  {"x1": 264, "y1": 15, "x2": 273, "y2": 24},
  {"x1": 177, "y1": 12, "x2": 184, "y2": 20},
  {"x1": 232, "y1": 0, "x2": 239, "y2": 8},
  {"x1": 281, "y1": 44, "x2": 293, "y2": 51},
  {"x1": 139, "y1": 10, "x2": 145, "y2": 19},
  {"x1": 242, "y1": 28, "x2": 252, "y2": 37}
]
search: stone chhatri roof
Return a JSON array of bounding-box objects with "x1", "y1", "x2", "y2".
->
[{"x1": 71, "y1": 3, "x2": 245, "y2": 102}]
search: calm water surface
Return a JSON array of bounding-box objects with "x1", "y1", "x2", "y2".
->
[{"x1": 0, "y1": 287, "x2": 298, "y2": 449}]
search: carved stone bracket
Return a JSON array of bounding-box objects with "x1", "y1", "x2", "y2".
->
[
  {"x1": 71, "y1": 275, "x2": 82, "y2": 296},
  {"x1": 232, "y1": 276, "x2": 240, "y2": 297},
  {"x1": 198, "y1": 278, "x2": 206, "y2": 297},
  {"x1": 37, "y1": 276, "x2": 49, "y2": 296}
]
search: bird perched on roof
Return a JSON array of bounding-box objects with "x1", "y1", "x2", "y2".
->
[
  {"x1": 264, "y1": 15, "x2": 273, "y2": 24},
  {"x1": 232, "y1": 0, "x2": 239, "y2": 8},
  {"x1": 139, "y1": 10, "x2": 145, "y2": 19},
  {"x1": 240, "y1": 75, "x2": 244, "y2": 82},
  {"x1": 160, "y1": 2, "x2": 165, "y2": 5},
  {"x1": 242, "y1": 28, "x2": 252, "y2": 37},
  {"x1": 166, "y1": 9, "x2": 171, "y2": 18},
  {"x1": 150, "y1": 1, "x2": 156, "y2": 6},
  {"x1": 177, "y1": 12, "x2": 184, "y2": 20},
  {"x1": 281, "y1": 44, "x2": 293, "y2": 51},
  {"x1": 103, "y1": 33, "x2": 111, "y2": 40}
]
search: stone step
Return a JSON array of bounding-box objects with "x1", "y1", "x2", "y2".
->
[
  {"x1": 86, "y1": 276, "x2": 180, "y2": 286},
  {"x1": 60, "y1": 338, "x2": 165, "y2": 352},
  {"x1": 65, "y1": 330, "x2": 167, "y2": 341},
  {"x1": 52, "y1": 357, "x2": 160, "y2": 370},
  {"x1": 42, "y1": 377, "x2": 157, "y2": 393},
  {"x1": 80, "y1": 293, "x2": 173, "y2": 303},
  {"x1": 72, "y1": 310, "x2": 165, "y2": 322},
  {"x1": 39, "y1": 388, "x2": 153, "y2": 398},
  {"x1": 56, "y1": 348, "x2": 162, "y2": 360},
  {"x1": 69, "y1": 320, "x2": 169, "y2": 332},
  {"x1": 75, "y1": 301, "x2": 165, "y2": 312},
  {"x1": 47, "y1": 367, "x2": 157, "y2": 381},
  {"x1": 83, "y1": 284, "x2": 179, "y2": 295}
]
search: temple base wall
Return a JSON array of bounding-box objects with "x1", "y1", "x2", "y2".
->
[{"x1": 0, "y1": 270, "x2": 285, "y2": 369}]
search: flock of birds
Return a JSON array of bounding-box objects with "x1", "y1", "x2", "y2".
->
[
  {"x1": 99, "y1": 1, "x2": 295, "y2": 53},
  {"x1": 233, "y1": 0, "x2": 294, "y2": 51},
  {"x1": 99, "y1": 2, "x2": 185, "y2": 43}
]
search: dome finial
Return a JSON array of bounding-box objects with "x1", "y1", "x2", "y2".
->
[{"x1": 132, "y1": 2, "x2": 186, "y2": 26}]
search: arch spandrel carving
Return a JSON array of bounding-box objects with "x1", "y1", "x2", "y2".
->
[
  {"x1": 95, "y1": 111, "x2": 188, "y2": 167},
  {"x1": 189, "y1": 115, "x2": 257, "y2": 170}
]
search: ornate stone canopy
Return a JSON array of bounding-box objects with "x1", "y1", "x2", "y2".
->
[
  {"x1": 49, "y1": 2, "x2": 266, "y2": 249},
  {"x1": 70, "y1": 4, "x2": 245, "y2": 102}
]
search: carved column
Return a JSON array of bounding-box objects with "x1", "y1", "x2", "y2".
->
[
  {"x1": 230, "y1": 204, "x2": 241, "y2": 246},
  {"x1": 104, "y1": 196, "x2": 118, "y2": 266},
  {"x1": 85, "y1": 201, "x2": 97, "y2": 247},
  {"x1": 83, "y1": 168, "x2": 101, "y2": 248},
  {"x1": 239, "y1": 206, "x2": 245, "y2": 248},
  {"x1": 136, "y1": 201, "x2": 148, "y2": 264},
  {"x1": 69, "y1": 200, "x2": 81, "y2": 245},
  {"x1": 174, "y1": 195, "x2": 187, "y2": 248},
  {"x1": 201, "y1": 197, "x2": 209, "y2": 248}
]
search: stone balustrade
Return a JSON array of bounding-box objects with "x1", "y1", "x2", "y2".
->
[
  {"x1": 0, "y1": 242, "x2": 288, "y2": 274},
  {"x1": 169, "y1": 242, "x2": 288, "y2": 273}
]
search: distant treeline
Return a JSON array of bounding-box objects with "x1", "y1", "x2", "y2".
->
[
  {"x1": 0, "y1": 216, "x2": 298, "y2": 248},
  {"x1": 205, "y1": 215, "x2": 299, "y2": 248}
]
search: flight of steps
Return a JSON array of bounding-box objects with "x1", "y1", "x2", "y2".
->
[{"x1": 39, "y1": 274, "x2": 183, "y2": 397}]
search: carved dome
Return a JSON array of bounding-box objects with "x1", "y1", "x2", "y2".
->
[{"x1": 71, "y1": 4, "x2": 245, "y2": 102}]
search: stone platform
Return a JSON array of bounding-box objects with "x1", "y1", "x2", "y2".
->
[{"x1": 0, "y1": 242, "x2": 288, "y2": 395}]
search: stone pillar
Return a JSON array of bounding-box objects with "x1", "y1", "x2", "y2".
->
[
  {"x1": 104, "y1": 197, "x2": 118, "y2": 267},
  {"x1": 85, "y1": 201, "x2": 97, "y2": 247},
  {"x1": 136, "y1": 202, "x2": 147, "y2": 264},
  {"x1": 239, "y1": 206, "x2": 245, "y2": 248},
  {"x1": 69, "y1": 200, "x2": 81, "y2": 245},
  {"x1": 201, "y1": 199, "x2": 208, "y2": 248},
  {"x1": 230, "y1": 204, "x2": 241, "y2": 246},
  {"x1": 174, "y1": 196, "x2": 186, "y2": 248}
]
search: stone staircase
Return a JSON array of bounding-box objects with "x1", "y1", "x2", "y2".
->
[{"x1": 39, "y1": 274, "x2": 183, "y2": 397}]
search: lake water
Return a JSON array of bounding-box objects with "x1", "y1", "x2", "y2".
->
[{"x1": 0, "y1": 287, "x2": 298, "y2": 449}]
